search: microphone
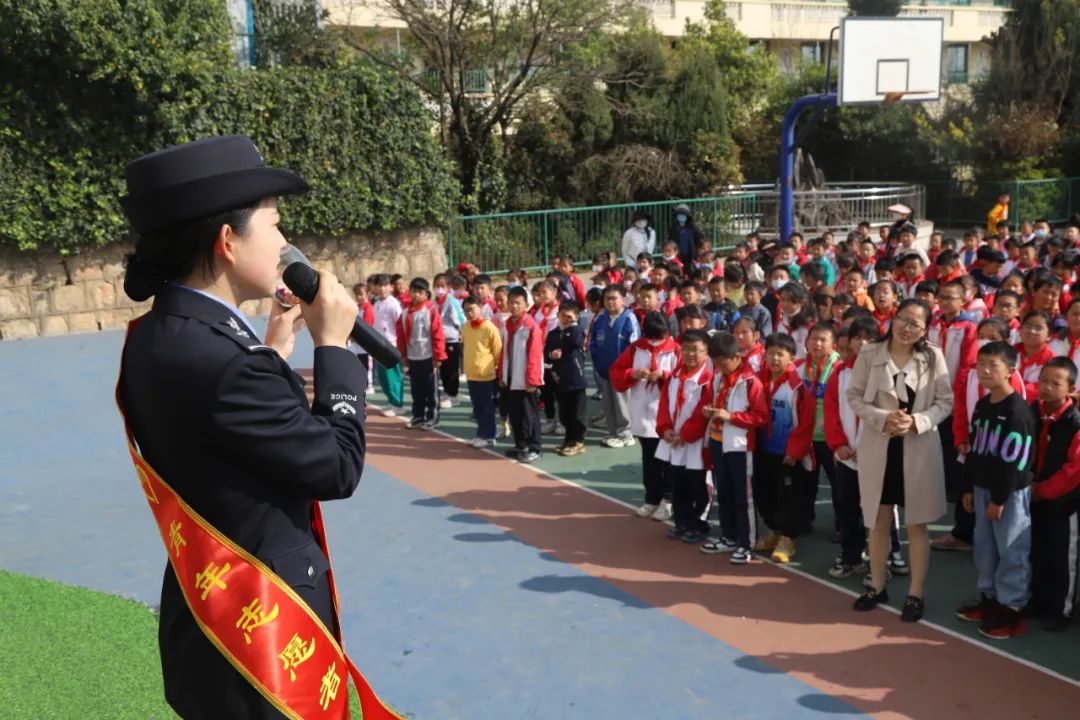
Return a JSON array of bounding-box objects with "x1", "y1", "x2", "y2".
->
[{"x1": 282, "y1": 261, "x2": 402, "y2": 368}]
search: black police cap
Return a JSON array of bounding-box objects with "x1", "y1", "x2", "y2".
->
[{"x1": 120, "y1": 135, "x2": 309, "y2": 234}]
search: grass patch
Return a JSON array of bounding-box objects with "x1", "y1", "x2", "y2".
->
[{"x1": 0, "y1": 571, "x2": 364, "y2": 718}]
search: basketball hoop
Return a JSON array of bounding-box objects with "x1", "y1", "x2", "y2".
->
[{"x1": 839, "y1": 17, "x2": 943, "y2": 106}]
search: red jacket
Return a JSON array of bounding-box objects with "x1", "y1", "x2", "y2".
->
[
  {"x1": 656, "y1": 364, "x2": 713, "y2": 445},
  {"x1": 1015, "y1": 342, "x2": 1057, "y2": 400},
  {"x1": 357, "y1": 300, "x2": 375, "y2": 326},
  {"x1": 609, "y1": 337, "x2": 681, "y2": 394},
  {"x1": 758, "y1": 364, "x2": 815, "y2": 462},
  {"x1": 396, "y1": 300, "x2": 448, "y2": 362},
  {"x1": 569, "y1": 274, "x2": 587, "y2": 307},
  {"x1": 707, "y1": 364, "x2": 769, "y2": 454},
  {"x1": 824, "y1": 359, "x2": 854, "y2": 452},
  {"x1": 497, "y1": 313, "x2": 545, "y2": 389}
]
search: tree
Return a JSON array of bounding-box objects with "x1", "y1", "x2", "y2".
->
[
  {"x1": 847, "y1": 0, "x2": 901, "y2": 16},
  {"x1": 333, "y1": 0, "x2": 636, "y2": 212}
]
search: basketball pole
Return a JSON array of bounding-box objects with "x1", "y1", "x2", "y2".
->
[{"x1": 779, "y1": 92, "x2": 837, "y2": 244}]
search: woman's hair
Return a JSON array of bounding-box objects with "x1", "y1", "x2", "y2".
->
[
  {"x1": 123, "y1": 202, "x2": 260, "y2": 302},
  {"x1": 779, "y1": 282, "x2": 817, "y2": 330}
]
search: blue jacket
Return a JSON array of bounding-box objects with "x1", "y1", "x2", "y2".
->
[
  {"x1": 545, "y1": 324, "x2": 587, "y2": 391},
  {"x1": 589, "y1": 308, "x2": 640, "y2": 378}
]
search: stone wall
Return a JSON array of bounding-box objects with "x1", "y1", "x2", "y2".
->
[{"x1": 0, "y1": 227, "x2": 447, "y2": 340}]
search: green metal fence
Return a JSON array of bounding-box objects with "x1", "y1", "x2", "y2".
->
[
  {"x1": 923, "y1": 177, "x2": 1080, "y2": 230},
  {"x1": 447, "y1": 194, "x2": 759, "y2": 274}
]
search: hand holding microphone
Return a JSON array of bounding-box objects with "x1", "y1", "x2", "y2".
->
[{"x1": 282, "y1": 260, "x2": 403, "y2": 367}]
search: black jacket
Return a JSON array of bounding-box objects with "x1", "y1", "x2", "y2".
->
[
  {"x1": 544, "y1": 324, "x2": 587, "y2": 392},
  {"x1": 119, "y1": 284, "x2": 366, "y2": 719}
]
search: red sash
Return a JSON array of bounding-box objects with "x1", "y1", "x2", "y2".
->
[{"x1": 115, "y1": 317, "x2": 403, "y2": 720}]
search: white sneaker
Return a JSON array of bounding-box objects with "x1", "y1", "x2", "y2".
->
[
  {"x1": 601, "y1": 436, "x2": 626, "y2": 449},
  {"x1": 700, "y1": 537, "x2": 738, "y2": 554},
  {"x1": 540, "y1": 419, "x2": 557, "y2": 435},
  {"x1": 554, "y1": 423, "x2": 566, "y2": 436},
  {"x1": 380, "y1": 406, "x2": 399, "y2": 418},
  {"x1": 620, "y1": 435, "x2": 636, "y2": 447},
  {"x1": 501, "y1": 419, "x2": 512, "y2": 438},
  {"x1": 439, "y1": 398, "x2": 453, "y2": 409},
  {"x1": 651, "y1": 501, "x2": 672, "y2": 522},
  {"x1": 365, "y1": 385, "x2": 375, "y2": 395},
  {"x1": 635, "y1": 503, "x2": 658, "y2": 518},
  {"x1": 468, "y1": 437, "x2": 485, "y2": 448}
]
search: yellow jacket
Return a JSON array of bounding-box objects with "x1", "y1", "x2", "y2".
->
[
  {"x1": 462, "y1": 320, "x2": 503, "y2": 381},
  {"x1": 987, "y1": 202, "x2": 1008, "y2": 235}
]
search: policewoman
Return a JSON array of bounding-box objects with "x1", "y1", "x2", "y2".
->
[{"x1": 116, "y1": 136, "x2": 400, "y2": 719}]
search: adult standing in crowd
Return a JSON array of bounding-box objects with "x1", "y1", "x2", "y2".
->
[
  {"x1": 622, "y1": 210, "x2": 656, "y2": 268},
  {"x1": 846, "y1": 298, "x2": 954, "y2": 623},
  {"x1": 668, "y1": 203, "x2": 704, "y2": 270}
]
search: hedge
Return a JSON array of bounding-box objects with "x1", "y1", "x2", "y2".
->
[{"x1": 0, "y1": 0, "x2": 458, "y2": 254}]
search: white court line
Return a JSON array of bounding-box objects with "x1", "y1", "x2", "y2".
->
[{"x1": 366, "y1": 401, "x2": 1080, "y2": 688}]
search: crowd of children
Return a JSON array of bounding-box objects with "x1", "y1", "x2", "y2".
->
[{"x1": 354, "y1": 217, "x2": 1080, "y2": 639}]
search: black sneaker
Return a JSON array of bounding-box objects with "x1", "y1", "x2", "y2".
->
[
  {"x1": 666, "y1": 526, "x2": 687, "y2": 540},
  {"x1": 900, "y1": 595, "x2": 924, "y2": 623},
  {"x1": 853, "y1": 587, "x2": 890, "y2": 612}
]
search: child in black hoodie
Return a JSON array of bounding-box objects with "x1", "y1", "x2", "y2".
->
[
  {"x1": 546, "y1": 301, "x2": 588, "y2": 456},
  {"x1": 955, "y1": 341, "x2": 1037, "y2": 640}
]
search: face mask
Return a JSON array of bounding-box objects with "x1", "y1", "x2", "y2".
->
[
  {"x1": 676, "y1": 213, "x2": 688, "y2": 224},
  {"x1": 772, "y1": 279, "x2": 787, "y2": 291},
  {"x1": 508, "y1": 281, "x2": 520, "y2": 288},
  {"x1": 434, "y1": 287, "x2": 448, "y2": 298},
  {"x1": 592, "y1": 264, "x2": 603, "y2": 273},
  {"x1": 1035, "y1": 229, "x2": 1048, "y2": 238},
  {"x1": 699, "y1": 262, "x2": 713, "y2": 271},
  {"x1": 623, "y1": 279, "x2": 634, "y2": 290},
  {"x1": 663, "y1": 254, "x2": 675, "y2": 261},
  {"x1": 635, "y1": 220, "x2": 648, "y2": 230}
]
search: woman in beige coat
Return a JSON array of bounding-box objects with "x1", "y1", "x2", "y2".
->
[{"x1": 845, "y1": 298, "x2": 953, "y2": 622}]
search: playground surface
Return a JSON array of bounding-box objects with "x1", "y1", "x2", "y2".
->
[{"x1": 0, "y1": 326, "x2": 1078, "y2": 719}]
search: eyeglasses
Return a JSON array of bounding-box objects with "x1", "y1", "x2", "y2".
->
[
  {"x1": 1021, "y1": 325, "x2": 1049, "y2": 334},
  {"x1": 937, "y1": 294, "x2": 963, "y2": 302},
  {"x1": 894, "y1": 315, "x2": 925, "y2": 332}
]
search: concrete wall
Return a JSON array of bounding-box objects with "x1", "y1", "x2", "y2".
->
[{"x1": 0, "y1": 227, "x2": 447, "y2": 340}]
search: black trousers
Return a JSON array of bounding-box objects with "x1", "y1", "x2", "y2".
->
[
  {"x1": 835, "y1": 462, "x2": 867, "y2": 566},
  {"x1": 639, "y1": 436, "x2": 671, "y2": 504},
  {"x1": 754, "y1": 450, "x2": 811, "y2": 538},
  {"x1": 812, "y1": 440, "x2": 838, "y2": 530},
  {"x1": 558, "y1": 388, "x2": 587, "y2": 445},
  {"x1": 671, "y1": 465, "x2": 710, "y2": 533},
  {"x1": 710, "y1": 442, "x2": 755, "y2": 550},
  {"x1": 540, "y1": 368, "x2": 558, "y2": 420},
  {"x1": 940, "y1": 415, "x2": 975, "y2": 542},
  {"x1": 506, "y1": 389, "x2": 542, "y2": 453},
  {"x1": 439, "y1": 342, "x2": 462, "y2": 398},
  {"x1": 408, "y1": 358, "x2": 438, "y2": 421},
  {"x1": 1030, "y1": 492, "x2": 1080, "y2": 620}
]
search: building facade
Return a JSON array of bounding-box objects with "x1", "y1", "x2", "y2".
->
[{"x1": 324, "y1": 0, "x2": 1009, "y2": 87}]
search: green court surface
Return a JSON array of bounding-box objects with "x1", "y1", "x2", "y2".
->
[
  {"x1": 0, "y1": 571, "x2": 364, "y2": 720},
  {"x1": 380, "y1": 381, "x2": 1080, "y2": 682}
]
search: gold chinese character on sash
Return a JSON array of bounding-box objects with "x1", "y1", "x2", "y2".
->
[
  {"x1": 194, "y1": 561, "x2": 230, "y2": 601},
  {"x1": 168, "y1": 521, "x2": 186, "y2": 558},
  {"x1": 279, "y1": 634, "x2": 316, "y2": 682},
  {"x1": 136, "y1": 466, "x2": 158, "y2": 504},
  {"x1": 236, "y1": 597, "x2": 279, "y2": 645},
  {"x1": 319, "y1": 661, "x2": 341, "y2": 711}
]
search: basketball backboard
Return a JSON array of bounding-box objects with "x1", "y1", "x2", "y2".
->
[{"x1": 838, "y1": 16, "x2": 944, "y2": 106}]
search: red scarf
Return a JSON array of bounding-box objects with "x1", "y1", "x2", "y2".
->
[
  {"x1": 711, "y1": 362, "x2": 743, "y2": 431},
  {"x1": 1034, "y1": 398, "x2": 1074, "y2": 480},
  {"x1": 403, "y1": 300, "x2": 432, "y2": 348},
  {"x1": 1016, "y1": 342, "x2": 1055, "y2": 379},
  {"x1": 469, "y1": 318, "x2": 486, "y2": 329},
  {"x1": 505, "y1": 314, "x2": 526, "y2": 343},
  {"x1": 871, "y1": 307, "x2": 896, "y2": 335},
  {"x1": 674, "y1": 363, "x2": 706, "y2": 421}
]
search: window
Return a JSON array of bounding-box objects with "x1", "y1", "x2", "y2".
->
[
  {"x1": 801, "y1": 42, "x2": 824, "y2": 65},
  {"x1": 946, "y1": 44, "x2": 969, "y2": 84}
]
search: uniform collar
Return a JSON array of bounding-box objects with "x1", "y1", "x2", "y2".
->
[{"x1": 153, "y1": 283, "x2": 260, "y2": 340}]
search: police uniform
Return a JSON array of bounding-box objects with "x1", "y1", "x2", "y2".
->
[{"x1": 117, "y1": 136, "x2": 367, "y2": 719}]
